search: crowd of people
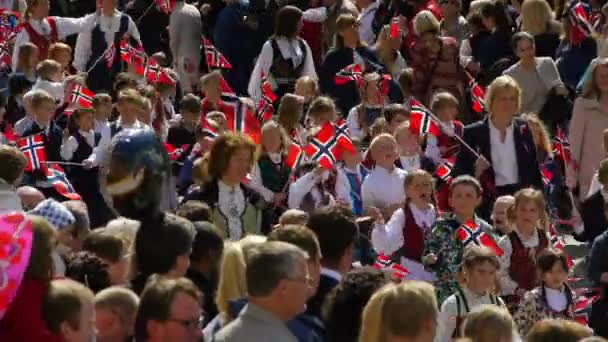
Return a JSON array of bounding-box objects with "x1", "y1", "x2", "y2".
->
[{"x1": 0, "y1": 0, "x2": 607, "y2": 339}]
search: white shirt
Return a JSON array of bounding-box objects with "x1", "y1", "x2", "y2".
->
[
  {"x1": 115, "y1": 117, "x2": 146, "y2": 131},
  {"x1": 217, "y1": 180, "x2": 246, "y2": 240},
  {"x1": 32, "y1": 79, "x2": 64, "y2": 103},
  {"x1": 398, "y1": 155, "x2": 421, "y2": 172},
  {"x1": 345, "y1": 105, "x2": 383, "y2": 140},
  {"x1": 287, "y1": 171, "x2": 336, "y2": 210},
  {"x1": 545, "y1": 286, "x2": 568, "y2": 312},
  {"x1": 372, "y1": 203, "x2": 436, "y2": 256},
  {"x1": 357, "y1": 1, "x2": 380, "y2": 46},
  {"x1": 248, "y1": 37, "x2": 317, "y2": 103},
  {"x1": 489, "y1": 120, "x2": 519, "y2": 186},
  {"x1": 361, "y1": 166, "x2": 407, "y2": 210},
  {"x1": 13, "y1": 15, "x2": 97, "y2": 71},
  {"x1": 435, "y1": 288, "x2": 505, "y2": 342},
  {"x1": 95, "y1": 119, "x2": 111, "y2": 144},
  {"x1": 60, "y1": 129, "x2": 110, "y2": 166},
  {"x1": 73, "y1": 10, "x2": 140, "y2": 72},
  {"x1": 498, "y1": 228, "x2": 545, "y2": 295}
]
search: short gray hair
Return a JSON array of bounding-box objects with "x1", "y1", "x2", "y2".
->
[{"x1": 245, "y1": 241, "x2": 308, "y2": 297}]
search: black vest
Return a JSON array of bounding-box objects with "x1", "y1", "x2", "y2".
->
[
  {"x1": 258, "y1": 154, "x2": 291, "y2": 193},
  {"x1": 70, "y1": 131, "x2": 102, "y2": 163},
  {"x1": 269, "y1": 37, "x2": 307, "y2": 97}
]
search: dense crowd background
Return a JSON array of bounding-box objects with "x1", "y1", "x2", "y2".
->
[{"x1": 0, "y1": 0, "x2": 607, "y2": 340}]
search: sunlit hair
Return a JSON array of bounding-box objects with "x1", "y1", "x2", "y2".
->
[
  {"x1": 462, "y1": 305, "x2": 516, "y2": 342},
  {"x1": 521, "y1": 0, "x2": 554, "y2": 35},
  {"x1": 369, "y1": 133, "x2": 397, "y2": 161},
  {"x1": 259, "y1": 120, "x2": 289, "y2": 155},
  {"x1": 359, "y1": 281, "x2": 438, "y2": 342},
  {"x1": 375, "y1": 25, "x2": 402, "y2": 76},
  {"x1": 485, "y1": 75, "x2": 522, "y2": 114},
  {"x1": 404, "y1": 169, "x2": 433, "y2": 189},
  {"x1": 335, "y1": 14, "x2": 362, "y2": 49},
  {"x1": 582, "y1": 58, "x2": 608, "y2": 99},
  {"x1": 414, "y1": 10, "x2": 440, "y2": 35},
  {"x1": 206, "y1": 131, "x2": 256, "y2": 181},
  {"x1": 506, "y1": 188, "x2": 549, "y2": 231},
  {"x1": 277, "y1": 93, "x2": 304, "y2": 132},
  {"x1": 527, "y1": 319, "x2": 592, "y2": 342},
  {"x1": 215, "y1": 235, "x2": 266, "y2": 324},
  {"x1": 430, "y1": 91, "x2": 459, "y2": 114},
  {"x1": 521, "y1": 113, "x2": 552, "y2": 155},
  {"x1": 356, "y1": 73, "x2": 382, "y2": 129},
  {"x1": 307, "y1": 96, "x2": 337, "y2": 122}
]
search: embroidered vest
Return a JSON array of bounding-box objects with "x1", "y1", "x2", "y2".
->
[
  {"x1": 22, "y1": 17, "x2": 58, "y2": 60},
  {"x1": 257, "y1": 154, "x2": 291, "y2": 193},
  {"x1": 269, "y1": 38, "x2": 307, "y2": 96},
  {"x1": 401, "y1": 203, "x2": 426, "y2": 262},
  {"x1": 508, "y1": 229, "x2": 549, "y2": 291},
  {"x1": 211, "y1": 202, "x2": 261, "y2": 239}
]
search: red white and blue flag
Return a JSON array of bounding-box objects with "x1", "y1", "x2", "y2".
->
[
  {"x1": 256, "y1": 74, "x2": 277, "y2": 122},
  {"x1": 45, "y1": 165, "x2": 80, "y2": 200},
  {"x1": 304, "y1": 122, "x2": 354, "y2": 169},
  {"x1": 456, "y1": 221, "x2": 504, "y2": 256},
  {"x1": 285, "y1": 142, "x2": 305, "y2": 170},
  {"x1": 17, "y1": 134, "x2": 47, "y2": 172},
  {"x1": 70, "y1": 85, "x2": 95, "y2": 108},
  {"x1": 203, "y1": 38, "x2": 232, "y2": 70},
  {"x1": 104, "y1": 43, "x2": 116, "y2": 68},
  {"x1": 553, "y1": 127, "x2": 575, "y2": 169},
  {"x1": 373, "y1": 253, "x2": 410, "y2": 281},
  {"x1": 334, "y1": 63, "x2": 363, "y2": 86},
  {"x1": 410, "y1": 99, "x2": 441, "y2": 137},
  {"x1": 467, "y1": 72, "x2": 486, "y2": 115},
  {"x1": 435, "y1": 157, "x2": 456, "y2": 183},
  {"x1": 156, "y1": 0, "x2": 175, "y2": 14}
]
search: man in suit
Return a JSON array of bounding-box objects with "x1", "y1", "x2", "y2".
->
[
  {"x1": 454, "y1": 75, "x2": 543, "y2": 219},
  {"x1": 215, "y1": 241, "x2": 310, "y2": 342},
  {"x1": 577, "y1": 158, "x2": 608, "y2": 244},
  {"x1": 306, "y1": 206, "x2": 358, "y2": 319}
]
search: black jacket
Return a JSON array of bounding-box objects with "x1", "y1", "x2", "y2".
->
[
  {"x1": 577, "y1": 191, "x2": 608, "y2": 243},
  {"x1": 589, "y1": 230, "x2": 608, "y2": 337},
  {"x1": 306, "y1": 273, "x2": 340, "y2": 320}
]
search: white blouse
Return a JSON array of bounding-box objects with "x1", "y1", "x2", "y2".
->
[
  {"x1": 217, "y1": 180, "x2": 246, "y2": 240},
  {"x1": 397, "y1": 154, "x2": 421, "y2": 172},
  {"x1": 361, "y1": 166, "x2": 407, "y2": 210},
  {"x1": 248, "y1": 37, "x2": 317, "y2": 104},
  {"x1": 489, "y1": 120, "x2": 519, "y2": 186},
  {"x1": 545, "y1": 286, "x2": 568, "y2": 312}
]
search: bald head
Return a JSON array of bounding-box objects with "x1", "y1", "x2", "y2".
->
[{"x1": 17, "y1": 186, "x2": 45, "y2": 210}]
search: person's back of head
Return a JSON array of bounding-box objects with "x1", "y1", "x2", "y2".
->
[
  {"x1": 134, "y1": 214, "x2": 195, "y2": 287},
  {"x1": 42, "y1": 279, "x2": 96, "y2": 342},
  {"x1": 176, "y1": 200, "x2": 212, "y2": 223},
  {"x1": 323, "y1": 267, "x2": 388, "y2": 342},
  {"x1": 95, "y1": 286, "x2": 140, "y2": 342},
  {"x1": 62, "y1": 200, "x2": 90, "y2": 251},
  {"x1": 277, "y1": 209, "x2": 309, "y2": 226},
  {"x1": 462, "y1": 305, "x2": 516, "y2": 342},
  {"x1": 527, "y1": 319, "x2": 592, "y2": 342},
  {"x1": 135, "y1": 275, "x2": 202, "y2": 342},
  {"x1": 65, "y1": 251, "x2": 112, "y2": 293},
  {"x1": 359, "y1": 281, "x2": 438, "y2": 342},
  {"x1": 190, "y1": 221, "x2": 224, "y2": 271},
  {"x1": 307, "y1": 206, "x2": 358, "y2": 273},
  {"x1": 0, "y1": 145, "x2": 27, "y2": 186},
  {"x1": 245, "y1": 241, "x2": 310, "y2": 320}
]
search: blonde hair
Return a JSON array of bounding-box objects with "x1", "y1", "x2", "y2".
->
[
  {"x1": 36, "y1": 59, "x2": 62, "y2": 80},
  {"x1": 393, "y1": 121, "x2": 414, "y2": 142},
  {"x1": 369, "y1": 118, "x2": 390, "y2": 139},
  {"x1": 260, "y1": 120, "x2": 288, "y2": 154},
  {"x1": 17, "y1": 43, "x2": 39, "y2": 75},
  {"x1": 376, "y1": 25, "x2": 402, "y2": 76},
  {"x1": 527, "y1": 319, "x2": 592, "y2": 342},
  {"x1": 582, "y1": 58, "x2": 608, "y2": 99},
  {"x1": 295, "y1": 76, "x2": 319, "y2": 96},
  {"x1": 277, "y1": 93, "x2": 304, "y2": 132},
  {"x1": 48, "y1": 43, "x2": 72, "y2": 61},
  {"x1": 414, "y1": 10, "x2": 440, "y2": 36},
  {"x1": 522, "y1": 113, "x2": 552, "y2": 155},
  {"x1": 335, "y1": 14, "x2": 361, "y2": 49},
  {"x1": 215, "y1": 235, "x2": 266, "y2": 323},
  {"x1": 200, "y1": 71, "x2": 222, "y2": 93},
  {"x1": 27, "y1": 89, "x2": 54, "y2": 109},
  {"x1": 462, "y1": 305, "x2": 516, "y2": 342},
  {"x1": 117, "y1": 88, "x2": 144, "y2": 106},
  {"x1": 485, "y1": 75, "x2": 522, "y2": 114},
  {"x1": 521, "y1": 0, "x2": 554, "y2": 35},
  {"x1": 94, "y1": 286, "x2": 139, "y2": 322},
  {"x1": 507, "y1": 188, "x2": 549, "y2": 231},
  {"x1": 430, "y1": 91, "x2": 460, "y2": 113},
  {"x1": 192, "y1": 155, "x2": 209, "y2": 186},
  {"x1": 359, "y1": 281, "x2": 438, "y2": 342}
]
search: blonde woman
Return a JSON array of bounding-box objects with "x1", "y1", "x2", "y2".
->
[
  {"x1": 346, "y1": 73, "x2": 386, "y2": 141},
  {"x1": 359, "y1": 281, "x2": 438, "y2": 342},
  {"x1": 203, "y1": 235, "x2": 266, "y2": 340},
  {"x1": 520, "y1": 0, "x2": 562, "y2": 58},
  {"x1": 374, "y1": 24, "x2": 407, "y2": 80},
  {"x1": 568, "y1": 58, "x2": 608, "y2": 200},
  {"x1": 454, "y1": 76, "x2": 543, "y2": 218}
]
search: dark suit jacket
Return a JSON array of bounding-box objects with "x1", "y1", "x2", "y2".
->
[
  {"x1": 454, "y1": 117, "x2": 543, "y2": 191},
  {"x1": 578, "y1": 191, "x2": 608, "y2": 243},
  {"x1": 306, "y1": 273, "x2": 340, "y2": 320}
]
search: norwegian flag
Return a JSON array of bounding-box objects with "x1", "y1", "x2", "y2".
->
[
  {"x1": 156, "y1": 0, "x2": 175, "y2": 14},
  {"x1": 334, "y1": 63, "x2": 364, "y2": 86},
  {"x1": 549, "y1": 224, "x2": 575, "y2": 268},
  {"x1": 285, "y1": 142, "x2": 305, "y2": 170},
  {"x1": 553, "y1": 127, "x2": 574, "y2": 169},
  {"x1": 70, "y1": 85, "x2": 95, "y2": 108},
  {"x1": 541, "y1": 165, "x2": 553, "y2": 186},
  {"x1": 566, "y1": 1, "x2": 593, "y2": 45},
  {"x1": 467, "y1": 72, "x2": 486, "y2": 115},
  {"x1": 304, "y1": 122, "x2": 354, "y2": 169},
  {"x1": 44, "y1": 165, "x2": 80, "y2": 200},
  {"x1": 203, "y1": 38, "x2": 232, "y2": 70},
  {"x1": 224, "y1": 97, "x2": 262, "y2": 144},
  {"x1": 379, "y1": 74, "x2": 392, "y2": 97},
  {"x1": 104, "y1": 43, "x2": 116, "y2": 68},
  {"x1": 390, "y1": 17, "x2": 400, "y2": 39},
  {"x1": 120, "y1": 38, "x2": 147, "y2": 74},
  {"x1": 3, "y1": 125, "x2": 16, "y2": 143},
  {"x1": 373, "y1": 253, "x2": 410, "y2": 281},
  {"x1": 158, "y1": 68, "x2": 176, "y2": 86},
  {"x1": 391, "y1": 263, "x2": 409, "y2": 281},
  {"x1": 574, "y1": 292, "x2": 600, "y2": 326},
  {"x1": 119, "y1": 39, "x2": 132, "y2": 63},
  {"x1": 410, "y1": 98, "x2": 441, "y2": 137},
  {"x1": 435, "y1": 157, "x2": 456, "y2": 183},
  {"x1": 201, "y1": 117, "x2": 218, "y2": 140},
  {"x1": 17, "y1": 134, "x2": 47, "y2": 172},
  {"x1": 373, "y1": 253, "x2": 393, "y2": 269},
  {"x1": 144, "y1": 58, "x2": 162, "y2": 83},
  {"x1": 0, "y1": 9, "x2": 20, "y2": 42},
  {"x1": 256, "y1": 74, "x2": 277, "y2": 122},
  {"x1": 456, "y1": 221, "x2": 504, "y2": 256},
  {"x1": 164, "y1": 143, "x2": 191, "y2": 161},
  {"x1": 334, "y1": 119, "x2": 355, "y2": 154}
]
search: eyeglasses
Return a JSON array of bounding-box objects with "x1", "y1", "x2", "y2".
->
[{"x1": 166, "y1": 316, "x2": 205, "y2": 330}]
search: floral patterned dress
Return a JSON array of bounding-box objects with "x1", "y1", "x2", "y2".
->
[{"x1": 513, "y1": 285, "x2": 575, "y2": 337}]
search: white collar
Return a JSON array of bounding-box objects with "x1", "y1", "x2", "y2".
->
[
  {"x1": 218, "y1": 179, "x2": 241, "y2": 193},
  {"x1": 408, "y1": 202, "x2": 435, "y2": 229},
  {"x1": 373, "y1": 165, "x2": 396, "y2": 177},
  {"x1": 267, "y1": 152, "x2": 282, "y2": 163},
  {"x1": 514, "y1": 226, "x2": 540, "y2": 246},
  {"x1": 489, "y1": 118, "x2": 514, "y2": 135},
  {"x1": 320, "y1": 267, "x2": 342, "y2": 282},
  {"x1": 462, "y1": 287, "x2": 490, "y2": 301}
]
